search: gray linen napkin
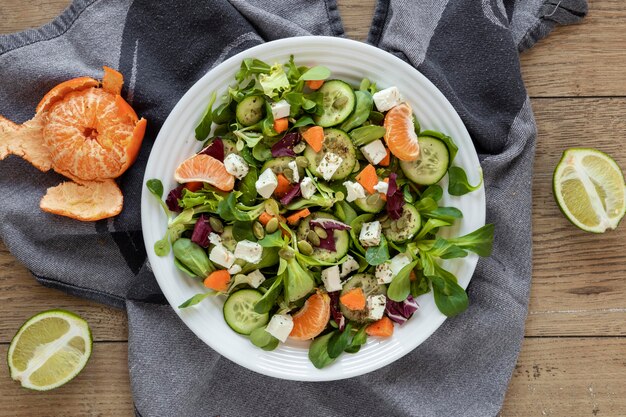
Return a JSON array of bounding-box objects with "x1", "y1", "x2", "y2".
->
[{"x1": 0, "y1": 0, "x2": 587, "y2": 416}]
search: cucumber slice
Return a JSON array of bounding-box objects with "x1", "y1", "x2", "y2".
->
[
  {"x1": 314, "y1": 80, "x2": 356, "y2": 127},
  {"x1": 261, "y1": 156, "x2": 303, "y2": 183},
  {"x1": 304, "y1": 128, "x2": 356, "y2": 181},
  {"x1": 236, "y1": 95, "x2": 265, "y2": 126},
  {"x1": 223, "y1": 289, "x2": 269, "y2": 335},
  {"x1": 296, "y1": 212, "x2": 349, "y2": 263},
  {"x1": 400, "y1": 136, "x2": 449, "y2": 186},
  {"x1": 381, "y1": 204, "x2": 421, "y2": 243},
  {"x1": 339, "y1": 274, "x2": 387, "y2": 323},
  {"x1": 353, "y1": 193, "x2": 386, "y2": 213}
]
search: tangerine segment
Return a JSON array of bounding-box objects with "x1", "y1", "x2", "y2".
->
[
  {"x1": 43, "y1": 88, "x2": 145, "y2": 182},
  {"x1": 174, "y1": 154, "x2": 235, "y2": 192},
  {"x1": 40, "y1": 179, "x2": 123, "y2": 221},
  {"x1": 383, "y1": 103, "x2": 420, "y2": 161},
  {"x1": 289, "y1": 292, "x2": 331, "y2": 341},
  {"x1": 0, "y1": 113, "x2": 52, "y2": 171},
  {"x1": 102, "y1": 67, "x2": 124, "y2": 96},
  {"x1": 36, "y1": 77, "x2": 99, "y2": 114}
]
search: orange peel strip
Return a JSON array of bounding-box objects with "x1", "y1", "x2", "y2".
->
[
  {"x1": 40, "y1": 179, "x2": 123, "y2": 221},
  {"x1": 102, "y1": 66, "x2": 124, "y2": 96},
  {"x1": 0, "y1": 113, "x2": 52, "y2": 171},
  {"x1": 36, "y1": 77, "x2": 99, "y2": 114}
]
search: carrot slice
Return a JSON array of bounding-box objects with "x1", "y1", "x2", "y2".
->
[
  {"x1": 203, "y1": 270, "x2": 231, "y2": 292},
  {"x1": 273, "y1": 117, "x2": 289, "y2": 134},
  {"x1": 302, "y1": 126, "x2": 324, "y2": 152},
  {"x1": 274, "y1": 173, "x2": 291, "y2": 198},
  {"x1": 356, "y1": 164, "x2": 378, "y2": 195},
  {"x1": 366, "y1": 316, "x2": 394, "y2": 337},
  {"x1": 184, "y1": 181, "x2": 203, "y2": 192},
  {"x1": 286, "y1": 208, "x2": 310, "y2": 225},
  {"x1": 306, "y1": 80, "x2": 324, "y2": 90},
  {"x1": 339, "y1": 288, "x2": 366, "y2": 311},
  {"x1": 259, "y1": 211, "x2": 273, "y2": 226},
  {"x1": 379, "y1": 148, "x2": 391, "y2": 167}
]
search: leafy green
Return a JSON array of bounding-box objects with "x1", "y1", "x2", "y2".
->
[
  {"x1": 349, "y1": 214, "x2": 374, "y2": 255},
  {"x1": 178, "y1": 291, "x2": 217, "y2": 308},
  {"x1": 448, "y1": 166, "x2": 483, "y2": 196},
  {"x1": 240, "y1": 247, "x2": 279, "y2": 274},
  {"x1": 349, "y1": 125, "x2": 387, "y2": 146},
  {"x1": 239, "y1": 167, "x2": 258, "y2": 206},
  {"x1": 308, "y1": 332, "x2": 336, "y2": 369},
  {"x1": 235, "y1": 58, "x2": 271, "y2": 83},
  {"x1": 292, "y1": 115, "x2": 315, "y2": 128},
  {"x1": 195, "y1": 91, "x2": 217, "y2": 141},
  {"x1": 146, "y1": 179, "x2": 171, "y2": 218},
  {"x1": 154, "y1": 238, "x2": 171, "y2": 257},
  {"x1": 252, "y1": 142, "x2": 272, "y2": 162},
  {"x1": 212, "y1": 101, "x2": 233, "y2": 125},
  {"x1": 327, "y1": 323, "x2": 352, "y2": 359},
  {"x1": 258, "y1": 230, "x2": 285, "y2": 249},
  {"x1": 447, "y1": 224, "x2": 494, "y2": 257},
  {"x1": 172, "y1": 238, "x2": 214, "y2": 277},
  {"x1": 249, "y1": 327, "x2": 278, "y2": 349},
  {"x1": 233, "y1": 126, "x2": 264, "y2": 148},
  {"x1": 387, "y1": 260, "x2": 419, "y2": 302},
  {"x1": 216, "y1": 193, "x2": 265, "y2": 222},
  {"x1": 299, "y1": 66, "x2": 331, "y2": 81},
  {"x1": 259, "y1": 63, "x2": 290, "y2": 99},
  {"x1": 410, "y1": 269, "x2": 431, "y2": 298},
  {"x1": 334, "y1": 200, "x2": 358, "y2": 225},
  {"x1": 430, "y1": 270, "x2": 468, "y2": 317},
  {"x1": 421, "y1": 184, "x2": 443, "y2": 202},
  {"x1": 232, "y1": 221, "x2": 256, "y2": 242},
  {"x1": 283, "y1": 255, "x2": 315, "y2": 302},
  {"x1": 340, "y1": 91, "x2": 373, "y2": 132},
  {"x1": 254, "y1": 274, "x2": 283, "y2": 314},
  {"x1": 414, "y1": 218, "x2": 452, "y2": 241},
  {"x1": 365, "y1": 235, "x2": 390, "y2": 266},
  {"x1": 344, "y1": 325, "x2": 368, "y2": 354}
]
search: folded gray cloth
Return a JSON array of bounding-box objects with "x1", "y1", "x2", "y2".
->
[{"x1": 0, "y1": 0, "x2": 587, "y2": 416}]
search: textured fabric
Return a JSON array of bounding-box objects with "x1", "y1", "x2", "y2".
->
[{"x1": 0, "y1": 0, "x2": 587, "y2": 416}]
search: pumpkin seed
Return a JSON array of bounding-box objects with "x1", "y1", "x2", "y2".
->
[
  {"x1": 314, "y1": 226, "x2": 328, "y2": 239},
  {"x1": 307, "y1": 230, "x2": 320, "y2": 246},
  {"x1": 209, "y1": 217, "x2": 224, "y2": 233},
  {"x1": 264, "y1": 199, "x2": 280, "y2": 216},
  {"x1": 265, "y1": 217, "x2": 279, "y2": 233},
  {"x1": 297, "y1": 240, "x2": 314, "y2": 255},
  {"x1": 253, "y1": 221, "x2": 265, "y2": 240}
]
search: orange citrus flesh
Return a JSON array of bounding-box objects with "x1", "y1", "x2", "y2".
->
[
  {"x1": 289, "y1": 292, "x2": 331, "y2": 341},
  {"x1": 36, "y1": 77, "x2": 99, "y2": 114},
  {"x1": 40, "y1": 179, "x2": 123, "y2": 221},
  {"x1": 174, "y1": 153, "x2": 235, "y2": 192},
  {"x1": 102, "y1": 66, "x2": 124, "y2": 96},
  {"x1": 383, "y1": 103, "x2": 420, "y2": 161},
  {"x1": 0, "y1": 113, "x2": 52, "y2": 172}
]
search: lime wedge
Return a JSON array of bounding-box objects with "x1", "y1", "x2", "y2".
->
[
  {"x1": 553, "y1": 148, "x2": 626, "y2": 233},
  {"x1": 7, "y1": 310, "x2": 92, "y2": 391}
]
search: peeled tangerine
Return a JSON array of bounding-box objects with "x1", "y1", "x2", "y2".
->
[{"x1": 0, "y1": 67, "x2": 147, "y2": 221}]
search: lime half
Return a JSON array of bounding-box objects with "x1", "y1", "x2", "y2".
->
[
  {"x1": 553, "y1": 148, "x2": 626, "y2": 233},
  {"x1": 7, "y1": 309, "x2": 92, "y2": 391}
]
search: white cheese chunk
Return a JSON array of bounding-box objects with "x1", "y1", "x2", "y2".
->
[
  {"x1": 265, "y1": 314, "x2": 293, "y2": 342},
  {"x1": 287, "y1": 160, "x2": 300, "y2": 183},
  {"x1": 321, "y1": 265, "x2": 343, "y2": 292},
  {"x1": 373, "y1": 86, "x2": 404, "y2": 112},
  {"x1": 209, "y1": 244, "x2": 235, "y2": 269},
  {"x1": 375, "y1": 262, "x2": 394, "y2": 284},
  {"x1": 367, "y1": 294, "x2": 387, "y2": 321},
  {"x1": 373, "y1": 180, "x2": 389, "y2": 195},
  {"x1": 247, "y1": 270, "x2": 266, "y2": 288},
  {"x1": 255, "y1": 168, "x2": 278, "y2": 199},
  {"x1": 359, "y1": 221, "x2": 381, "y2": 247},
  {"x1": 300, "y1": 176, "x2": 317, "y2": 199},
  {"x1": 361, "y1": 140, "x2": 387, "y2": 165},
  {"x1": 223, "y1": 153, "x2": 249, "y2": 180},
  {"x1": 340, "y1": 255, "x2": 360, "y2": 277},
  {"x1": 270, "y1": 99, "x2": 291, "y2": 120},
  {"x1": 234, "y1": 240, "x2": 263, "y2": 264},
  {"x1": 228, "y1": 264, "x2": 242, "y2": 275},
  {"x1": 343, "y1": 180, "x2": 366, "y2": 202},
  {"x1": 208, "y1": 232, "x2": 222, "y2": 246},
  {"x1": 390, "y1": 253, "x2": 412, "y2": 275},
  {"x1": 317, "y1": 152, "x2": 344, "y2": 181}
]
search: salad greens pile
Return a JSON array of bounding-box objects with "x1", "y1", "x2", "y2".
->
[{"x1": 147, "y1": 55, "x2": 493, "y2": 368}]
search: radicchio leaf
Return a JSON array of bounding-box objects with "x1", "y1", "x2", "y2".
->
[
  {"x1": 386, "y1": 173, "x2": 404, "y2": 220},
  {"x1": 166, "y1": 185, "x2": 184, "y2": 212},
  {"x1": 271, "y1": 132, "x2": 301, "y2": 157},
  {"x1": 385, "y1": 294, "x2": 419, "y2": 325},
  {"x1": 329, "y1": 291, "x2": 346, "y2": 331},
  {"x1": 280, "y1": 183, "x2": 301, "y2": 205},
  {"x1": 316, "y1": 233, "x2": 336, "y2": 252},
  {"x1": 191, "y1": 214, "x2": 213, "y2": 248},
  {"x1": 309, "y1": 218, "x2": 351, "y2": 231},
  {"x1": 199, "y1": 138, "x2": 225, "y2": 162}
]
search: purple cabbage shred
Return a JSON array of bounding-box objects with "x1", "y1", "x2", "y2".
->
[
  {"x1": 280, "y1": 183, "x2": 301, "y2": 205},
  {"x1": 316, "y1": 233, "x2": 336, "y2": 252},
  {"x1": 191, "y1": 215, "x2": 213, "y2": 248},
  {"x1": 385, "y1": 294, "x2": 419, "y2": 325},
  {"x1": 309, "y1": 218, "x2": 351, "y2": 231},
  {"x1": 199, "y1": 138, "x2": 225, "y2": 162},
  {"x1": 386, "y1": 173, "x2": 405, "y2": 220},
  {"x1": 328, "y1": 291, "x2": 346, "y2": 331},
  {"x1": 271, "y1": 132, "x2": 301, "y2": 157},
  {"x1": 166, "y1": 185, "x2": 184, "y2": 212}
]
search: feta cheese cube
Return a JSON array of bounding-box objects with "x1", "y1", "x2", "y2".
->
[
  {"x1": 234, "y1": 240, "x2": 263, "y2": 264},
  {"x1": 270, "y1": 99, "x2": 291, "y2": 120},
  {"x1": 288, "y1": 160, "x2": 300, "y2": 183},
  {"x1": 208, "y1": 232, "x2": 222, "y2": 246},
  {"x1": 247, "y1": 270, "x2": 266, "y2": 288},
  {"x1": 343, "y1": 181, "x2": 366, "y2": 202},
  {"x1": 223, "y1": 153, "x2": 249, "y2": 180},
  {"x1": 361, "y1": 140, "x2": 387, "y2": 165},
  {"x1": 321, "y1": 265, "x2": 343, "y2": 292},
  {"x1": 317, "y1": 152, "x2": 344, "y2": 181},
  {"x1": 375, "y1": 262, "x2": 394, "y2": 284},
  {"x1": 373, "y1": 180, "x2": 389, "y2": 195},
  {"x1": 359, "y1": 221, "x2": 381, "y2": 247},
  {"x1": 390, "y1": 253, "x2": 412, "y2": 275},
  {"x1": 209, "y1": 244, "x2": 235, "y2": 269},
  {"x1": 300, "y1": 177, "x2": 317, "y2": 199},
  {"x1": 265, "y1": 314, "x2": 293, "y2": 343},
  {"x1": 367, "y1": 294, "x2": 387, "y2": 320},
  {"x1": 340, "y1": 255, "x2": 360, "y2": 277},
  {"x1": 373, "y1": 86, "x2": 404, "y2": 112},
  {"x1": 255, "y1": 168, "x2": 278, "y2": 198}
]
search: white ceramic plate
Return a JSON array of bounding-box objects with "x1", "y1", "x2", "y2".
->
[{"x1": 141, "y1": 36, "x2": 485, "y2": 381}]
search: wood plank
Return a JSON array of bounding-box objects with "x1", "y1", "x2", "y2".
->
[
  {"x1": 337, "y1": 0, "x2": 375, "y2": 41},
  {"x1": 0, "y1": 343, "x2": 133, "y2": 416},
  {"x1": 527, "y1": 98, "x2": 626, "y2": 336},
  {"x1": 0, "y1": 242, "x2": 128, "y2": 343},
  {"x1": 522, "y1": 0, "x2": 626, "y2": 97},
  {"x1": 0, "y1": 0, "x2": 69, "y2": 34},
  {"x1": 502, "y1": 338, "x2": 626, "y2": 416}
]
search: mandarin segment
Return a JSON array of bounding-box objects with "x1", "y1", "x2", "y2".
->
[
  {"x1": 384, "y1": 103, "x2": 420, "y2": 161},
  {"x1": 40, "y1": 179, "x2": 123, "y2": 221},
  {"x1": 289, "y1": 292, "x2": 331, "y2": 341},
  {"x1": 174, "y1": 153, "x2": 235, "y2": 191}
]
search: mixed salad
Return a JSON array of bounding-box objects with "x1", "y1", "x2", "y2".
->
[{"x1": 147, "y1": 56, "x2": 493, "y2": 368}]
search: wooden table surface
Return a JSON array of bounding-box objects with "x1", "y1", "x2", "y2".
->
[{"x1": 1, "y1": 1, "x2": 625, "y2": 416}]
